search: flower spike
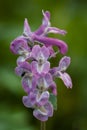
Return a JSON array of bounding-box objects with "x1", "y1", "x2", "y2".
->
[{"x1": 10, "y1": 10, "x2": 72, "y2": 122}]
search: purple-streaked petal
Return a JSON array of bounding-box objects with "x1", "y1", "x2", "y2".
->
[
  {"x1": 31, "y1": 61, "x2": 50, "y2": 75},
  {"x1": 39, "y1": 61, "x2": 50, "y2": 74},
  {"x1": 41, "y1": 46, "x2": 50, "y2": 60},
  {"x1": 41, "y1": 72, "x2": 57, "y2": 95},
  {"x1": 22, "y1": 96, "x2": 33, "y2": 108},
  {"x1": 31, "y1": 45, "x2": 41, "y2": 60},
  {"x1": 42, "y1": 10, "x2": 50, "y2": 27},
  {"x1": 36, "y1": 91, "x2": 49, "y2": 106},
  {"x1": 33, "y1": 109, "x2": 48, "y2": 121},
  {"x1": 31, "y1": 45, "x2": 49, "y2": 61},
  {"x1": 34, "y1": 35, "x2": 68, "y2": 54},
  {"x1": 29, "y1": 91, "x2": 37, "y2": 106},
  {"x1": 33, "y1": 101, "x2": 53, "y2": 121},
  {"x1": 58, "y1": 56, "x2": 71, "y2": 71},
  {"x1": 15, "y1": 61, "x2": 31, "y2": 76},
  {"x1": 44, "y1": 102, "x2": 53, "y2": 117},
  {"x1": 22, "y1": 74, "x2": 36, "y2": 93},
  {"x1": 59, "y1": 72, "x2": 72, "y2": 88},
  {"x1": 23, "y1": 18, "x2": 32, "y2": 36},
  {"x1": 37, "y1": 73, "x2": 53, "y2": 90},
  {"x1": 10, "y1": 36, "x2": 30, "y2": 54},
  {"x1": 47, "y1": 27, "x2": 67, "y2": 35}
]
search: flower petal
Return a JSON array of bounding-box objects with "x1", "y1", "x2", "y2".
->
[
  {"x1": 15, "y1": 61, "x2": 31, "y2": 76},
  {"x1": 23, "y1": 18, "x2": 32, "y2": 36},
  {"x1": 58, "y1": 56, "x2": 71, "y2": 71},
  {"x1": 44, "y1": 102, "x2": 53, "y2": 117},
  {"x1": 22, "y1": 96, "x2": 33, "y2": 108},
  {"x1": 59, "y1": 72, "x2": 72, "y2": 88},
  {"x1": 36, "y1": 91, "x2": 49, "y2": 106},
  {"x1": 22, "y1": 74, "x2": 36, "y2": 93},
  {"x1": 31, "y1": 45, "x2": 41, "y2": 60},
  {"x1": 42, "y1": 10, "x2": 50, "y2": 27},
  {"x1": 37, "y1": 73, "x2": 53, "y2": 91},
  {"x1": 34, "y1": 35, "x2": 68, "y2": 54},
  {"x1": 33, "y1": 109, "x2": 48, "y2": 121},
  {"x1": 47, "y1": 27, "x2": 67, "y2": 35},
  {"x1": 10, "y1": 36, "x2": 29, "y2": 54},
  {"x1": 41, "y1": 46, "x2": 50, "y2": 60},
  {"x1": 31, "y1": 61, "x2": 50, "y2": 75}
]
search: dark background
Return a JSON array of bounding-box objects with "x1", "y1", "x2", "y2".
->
[{"x1": 0, "y1": 0, "x2": 87, "y2": 130}]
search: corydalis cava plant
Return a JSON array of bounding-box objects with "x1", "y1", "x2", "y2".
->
[{"x1": 10, "y1": 10, "x2": 72, "y2": 122}]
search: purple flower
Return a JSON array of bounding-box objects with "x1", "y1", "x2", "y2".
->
[
  {"x1": 23, "y1": 90, "x2": 49, "y2": 107},
  {"x1": 50, "y1": 56, "x2": 72, "y2": 88},
  {"x1": 22, "y1": 90, "x2": 53, "y2": 121},
  {"x1": 37, "y1": 73, "x2": 57, "y2": 95},
  {"x1": 31, "y1": 45, "x2": 50, "y2": 75},
  {"x1": 15, "y1": 62, "x2": 37, "y2": 93},
  {"x1": 10, "y1": 36, "x2": 30, "y2": 54},
  {"x1": 33, "y1": 102, "x2": 53, "y2": 121},
  {"x1": 10, "y1": 36, "x2": 31, "y2": 64}
]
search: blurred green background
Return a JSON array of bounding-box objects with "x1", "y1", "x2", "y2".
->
[{"x1": 0, "y1": 0, "x2": 87, "y2": 130}]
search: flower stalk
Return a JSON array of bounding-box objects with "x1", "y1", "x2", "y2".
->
[{"x1": 41, "y1": 121, "x2": 46, "y2": 130}]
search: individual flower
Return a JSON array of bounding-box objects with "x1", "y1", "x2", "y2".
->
[
  {"x1": 34, "y1": 10, "x2": 67, "y2": 36},
  {"x1": 50, "y1": 56, "x2": 72, "y2": 88},
  {"x1": 33, "y1": 101, "x2": 53, "y2": 121},
  {"x1": 10, "y1": 36, "x2": 31, "y2": 64},
  {"x1": 31, "y1": 45, "x2": 50, "y2": 75},
  {"x1": 15, "y1": 61, "x2": 37, "y2": 93},
  {"x1": 22, "y1": 90, "x2": 53, "y2": 121},
  {"x1": 37, "y1": 73, "x2": 57, "y2": 95}
]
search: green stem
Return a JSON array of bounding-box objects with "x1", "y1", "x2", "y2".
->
[{"x1": 41, "y1": 121, "x2": 46, "y2": 130}]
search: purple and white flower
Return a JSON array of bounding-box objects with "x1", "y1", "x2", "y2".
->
[
  {"x1": 31, "y1": 45, "x2": 50, "y2": 75},
  {"x1": 15, "y1": 62, "x2": 37, "y2": 93},
  {"x1": 37, "y1": 73, "x2": 57, "y2": 95},
  {"x1": 50, "y1": 56, "x2": 72, "y2": 88},
  {"x1": 22, "y1": 90, "x2": 53, "y2": 121}
]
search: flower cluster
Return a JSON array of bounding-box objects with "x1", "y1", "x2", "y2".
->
[{"x1": 10, "y1": 10, "x2": 72, "y2": 121}]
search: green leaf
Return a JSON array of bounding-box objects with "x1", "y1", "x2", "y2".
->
[{"x1": 49, "y1": 93, "x2": 57, "y2": 110}]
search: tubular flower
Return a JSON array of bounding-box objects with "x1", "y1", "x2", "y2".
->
[{"x1": 10, "y1": 10, "x2": 72, "y2": 122}]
